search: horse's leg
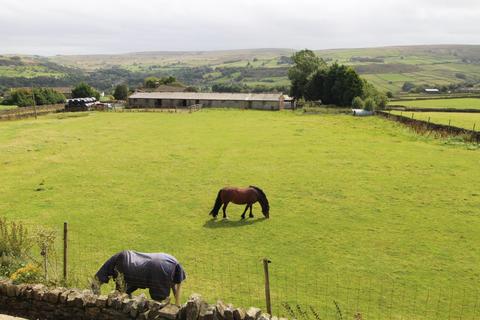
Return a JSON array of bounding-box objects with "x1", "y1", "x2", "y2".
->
[
  {"x1": 241, "y1": 205, "x2": 249, "y2": 219},
  {"x1": 222, "y1": 202, "x2": 229, "y2": 219},
  {"x1": 249, "y1": 204, "x2": 254, "y2": 218}
]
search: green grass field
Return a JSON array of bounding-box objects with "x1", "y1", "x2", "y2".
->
[
  {"x1": 1, "y1": 110, "x2": 480, "y2": 319},
  {"x1": 390, "y1": 110, "x2": 480, "y2": 130},
  {"x1": 390, "y1": 98, "x2": 480, "y2": 110}
]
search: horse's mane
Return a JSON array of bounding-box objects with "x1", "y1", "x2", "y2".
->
[{"x1": 249, "y1": 185, "x2": 269, "y2": 210}]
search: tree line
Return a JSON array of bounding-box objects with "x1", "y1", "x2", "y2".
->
[{"x1": 2, "y1": 88, "x2": 66, "y2": 107}]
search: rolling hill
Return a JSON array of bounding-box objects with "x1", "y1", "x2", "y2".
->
[{"x1": 1, "y1": 45, "x2": 480, "y2": 95}]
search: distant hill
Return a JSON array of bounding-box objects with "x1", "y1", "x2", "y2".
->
[{"x1": 1, "y1": 45, "x2": 480, "y2": 95}]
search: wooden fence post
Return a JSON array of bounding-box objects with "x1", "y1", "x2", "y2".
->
[
  {"x1": 32, "y1": 88, "x2": 37, "y2": 119},
  {"x1": 63, "y1": 222, "x2": 68, "y2": 282},
  {"x1": 263, "y1": 258, "x2": 272, "y2": 315}
]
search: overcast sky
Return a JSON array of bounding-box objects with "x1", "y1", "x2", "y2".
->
[{"x1": 1, "y1": 0, "x2": 480, "y2": 55}]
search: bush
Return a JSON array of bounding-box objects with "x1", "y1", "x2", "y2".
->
[
  {"x1": 3, "y1": 89, "x2": 34, "y2": 107},
  {"x1": 0, "y1": 217, "x2": 31, "y2": 258},
  {"x1": 364, "y1": 98, "x2": 377, "y2": 111},
  {"x1": 352, "y1": 96, "x2": 364, "y2": 109},
  {"x1": 0, "y1": 217, "x2": 32, "y2": 278},
  {"x1": 10, "y1": 263, "x2": 42, "y2": 284}
]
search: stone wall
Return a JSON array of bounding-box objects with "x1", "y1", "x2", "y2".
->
[
  {"x1": 0, "y1": 280, "x2": 278, "y2": 320},
  {"x1": 377, "y1": 111, "x2": 480, "y2": 143}
]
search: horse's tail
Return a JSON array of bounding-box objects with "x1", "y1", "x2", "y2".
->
[{"x1": 209, "y1": 190, "x2": 223, "y2": 217}]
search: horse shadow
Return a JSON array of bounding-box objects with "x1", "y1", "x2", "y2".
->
[{"x1": 203, "y1": 217, "x2": 268, "y2": 229}]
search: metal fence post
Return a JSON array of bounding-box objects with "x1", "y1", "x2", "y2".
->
[
  {"x1": 263, "y1": 258, "x2": 272, "y2": 315},
  {"x1": 63, "y1": 221, "x2": 68, "y2": 282}
]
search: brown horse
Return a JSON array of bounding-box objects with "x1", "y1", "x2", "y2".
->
[{"x1": 209, "y1": 186, "x2": 270, "y2": 219}]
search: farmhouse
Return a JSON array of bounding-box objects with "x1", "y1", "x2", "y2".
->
[{"x1": 128, "y1": 92, "x2": 286, "y2": 110}]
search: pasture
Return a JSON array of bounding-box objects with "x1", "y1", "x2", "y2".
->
[
  {"x1": 1, "y1": 110, "x2": 480, "y2": 319},
  {"x1": 0, "y1": 105, "x2": 17, "y2": 111},
  {"x1": 389, "y1": 110, "x2": 480, "y2": 130},
  {"x1": 390, "y1": 98, "x2": 480, "y2": 110}
]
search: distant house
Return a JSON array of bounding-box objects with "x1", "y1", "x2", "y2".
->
[
  {"x1": 424, "y1": 88, "x2": 440, "y2": 94},
  {"x1": 128, "y1": 92, "x2": 286, "y2": 110}
]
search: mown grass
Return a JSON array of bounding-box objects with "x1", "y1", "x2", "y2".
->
[
  {"x1": 391, "y1": 98, "x2": 480, "y2": 110},
  {"x1": 390, "y1": 110, "x2": 480, "y2": 130},
  {"x1": 0, "y1": 110, "x2": 479, "y2": 319}
]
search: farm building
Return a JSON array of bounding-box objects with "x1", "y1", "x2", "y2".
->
[
  {"x1": 424, "y1": 88, "x2": 440, "y2": 94},
  {"x1": 128, "y1": 92, "x2": 286, "y2": 110}
]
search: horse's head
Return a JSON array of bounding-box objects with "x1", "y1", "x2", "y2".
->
[
  {"x1": 250, "y1": 186, "x2": 270, "y2": 219},
  {"x1": 262, "y1": 206, "x2": 270, "y2": 219}
]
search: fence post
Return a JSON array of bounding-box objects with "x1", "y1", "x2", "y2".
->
[
  {"x1": 473, "y1": 123, "x2": 476, "y2": 132},
  {"x1": 32, "y1": 88, "x2": 37, "y2": 119},
  {"x1": 63, "y1": 222, "x2": 68, "y2": 282},
  {"x1": 263, "y1": 258, "x2": 272, "y2": 315}
]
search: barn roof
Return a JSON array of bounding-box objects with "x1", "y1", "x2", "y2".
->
[{"x1": 129, "y1": 92, "x2": 283, "y2": 101}]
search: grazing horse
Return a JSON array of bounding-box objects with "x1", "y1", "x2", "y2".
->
[{"x1": 209, "y1": 186, "x2": 270, "y2": 219}]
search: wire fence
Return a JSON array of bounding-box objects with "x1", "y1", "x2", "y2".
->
[{"x1": 7, "y1": 221, "x2": 480, "y2": 320}]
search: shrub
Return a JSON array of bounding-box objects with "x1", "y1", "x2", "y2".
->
[
  {"x1": 10, "y1": 263, "x2": 42, "y2": 284},
  {"x1": 375, "y1": 93, "x2": 388, "y2": 110},
  {"x1": 352, "y1": 96, "x2": 364, "y2": 109},
  {"x1": 364, "y1": 97, "x2": 377, "y2": 111},
  {"x1": 0, "y1": 217, "x2": 31, "y2": 258},
  {"x1": 0, "y1": 217, "x2": 32, "y2": 277},
  {"x1": 4, "y1": 89, "x2": 34, "y2": 107}
]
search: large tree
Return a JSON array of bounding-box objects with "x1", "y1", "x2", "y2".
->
[
  {"x1": 287, "y1": 50, "x2": 326, "y2": 100},
  {"x1": 72, "y1": 82, "x2": 100, "y2": 100},
  {"x1": 113, "y1": 84, "x2": 129, "y2": 100}
]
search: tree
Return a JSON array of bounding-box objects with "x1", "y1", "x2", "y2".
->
[
  {"x1": 72, "y1": 82, "x2": 100, "y2": 100},
  {"x1": 33, "y1": 88, "x2": 66, "y2": 105},
  {"x1": 308, "y1": 63, "x2": 364, "y2": 106},
  {"x1": 113, "y1": 84, "x2": 128, "y2": 100},
  {"x1": 364, "y1": 97, "x2": 377, "y2": 111},
  {"x1": 144, "y1": 77, "x2": 159, "y2": 88},
  {"x1": 4, "y1": 89, "x2": 34, "y2": 107},
  {"x1": 352, "y1": 97, "x2": 364, "y2": 109},
  {"x1": 287, "y1": 49, "x2": 326, "y2": 100}
]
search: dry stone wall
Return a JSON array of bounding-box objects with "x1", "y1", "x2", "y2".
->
[{"x1": 0, "y1": 280, "x2": 278, "y2": 320}]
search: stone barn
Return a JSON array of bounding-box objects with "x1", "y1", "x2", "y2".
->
[{"x1": 127, "y1": 92, "x2": 286, "y2": 110}]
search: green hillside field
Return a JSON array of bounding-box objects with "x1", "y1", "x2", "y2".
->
[
  {"x1": 389, "y1": 110, "x2": 480, "y2": 130},
  {"x1": 389, "y1": 98, "x2": 480, "y2": 110},
  {"x1": 2, "y1": 45, "x2": 480, "y2": 94}
]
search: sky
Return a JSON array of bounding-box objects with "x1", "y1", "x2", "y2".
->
[{"x1": 1, "y1": 0, "x2": 480, "y2": 55}]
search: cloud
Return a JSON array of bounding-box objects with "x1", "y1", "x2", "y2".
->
[{"x1": 0, "y1": 0, "x2": 479, "y2": 55}]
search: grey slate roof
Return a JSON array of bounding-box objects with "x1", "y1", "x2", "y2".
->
[{"x1": 129, "y1": 92, "x2": 283, "y2": 101}]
